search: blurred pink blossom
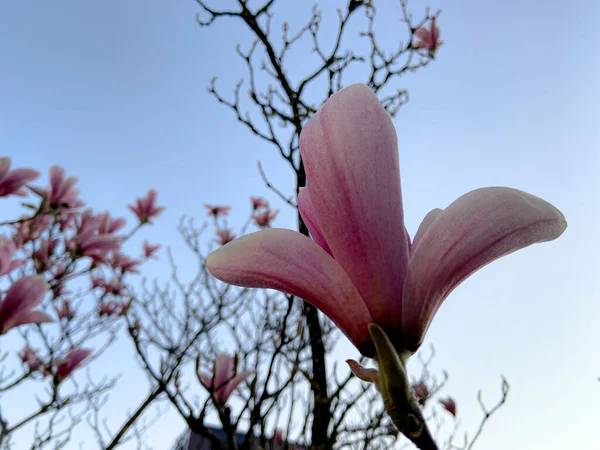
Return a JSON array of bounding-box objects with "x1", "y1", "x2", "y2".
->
[
  {"x1": 215, "y1": 229, "x2": 236, "y2": 246},
  {"x1": 19, "y1": 345, "x2": 43, "y2": 371},
  {"x1": 12, "y1": 215, "x2": 53, "y2": 248},
  {"x1": 197, "y1": 353, "x2": 253, "y2": 407},
  {"x1": 67, "y1": 213, "x2": 122, "y2": 261},
  {"x1": 142, "y1": 241, "x2": 161, "y2": 259},
  {"x1": 204, "y1": 204, "x2": 231, "y2": 219},
  {"x1": 413, "y1": 18, "x2": 443, "y2": 57},
  {"x1": 128, "y1": 190, "x2": 164, "y2": 224},
  {"x1": 102, "y1": 278, "x2": 125, "y2": 296},
  {"x1": 110, "y1": 252, "x2": 140, "y2": 273},
  {"x1": 253, "y1": 209, "x2": 279, "y2": 228},
  {"x1": 96, "y1": 212, "x2": 126, "y2": 234},
  {"x1": 99, "y1": 299, "x2": 130, "y2": 317},
  {"x1": 58, "y1": 299, "x2": 75, "y2": 321},
  {"x1": 0, "y1": 237, "x2": 26, "y2": 276},
  {"x1": 30, "y1": 166, "x2": 84, "y2": 210},
  {"x1": 411, "y1": 381, "x2": 430, "y2": 405},
  {"x1": 90, "y1": 275, "x2": 105, "y2": 289},
  {"x1": 0, "y1": 157, "x2": 40, "y2": 197},
  {"x1": 439, "y1": 397, "x2": 457, "y2": 417},
  {"x1": 33, "y1": 238, "x2": 59, "y2": 272},
  {"x1": 250, "y1": 196, "x2": 269, "y2": 210},
  {"x1": 0, "y1": 276, "x2": 51, "y2": 334},
  {"x1": 55, "y1": 348, "x2": 92, "y2": 383}
]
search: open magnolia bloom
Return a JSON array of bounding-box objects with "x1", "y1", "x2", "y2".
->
[{"x1": 207, "y1": 83, "x2": 567, "y2": 358}]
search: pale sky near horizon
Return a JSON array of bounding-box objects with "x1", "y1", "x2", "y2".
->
[{"x1": 1, "y1": 0, "x2": 599, "y2": 449}]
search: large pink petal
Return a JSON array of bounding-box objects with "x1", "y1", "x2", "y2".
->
[
  {"x1": 3, "y1": 310, "x2": 52, "y2": 332},
  {"x1": 0, "y1": 276, "x2": 48, "y2": 331},
  {"x1": 299, "y1": 83, "x2": 409, "y2": 329},
  {"x1": 298, "y1": 187, "x2": 332, "y2": 256},
  {"x1": 207, "y1": 228, "x2": 374, "y2": 354},
  {"x1": 412, "y1": 208, "x2": 443, "y2": 251},
  {"x1": 402, "y1": 187, "x2": 567, "y2": 351},
  {"x1": 213, "y1": 353, "x2": 234, "y2": 391}
]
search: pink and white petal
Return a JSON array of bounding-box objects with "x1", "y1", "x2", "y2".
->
[
  {"x1": 207, "y1": 228, "x2": 374, "y2": 354},
  {"x1": 299, "y1": 83, "x2": 410, "y2": 328},
  {"x1": 412, "y1": 208, "x2": 443, "y2": 251},
  {"x1": 402, "y1": 187, "x2": 567, "y2": 351},
  {"x1": 218, "y1": 370, "x2": 253, "y2": 406},
  {"x1": 298, "y1": 187, "x2": 332, "y2": 256}
]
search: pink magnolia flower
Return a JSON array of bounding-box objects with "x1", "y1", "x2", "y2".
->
[
  {"x1": 58, "y1": 299, "x2": 75, "y2": 321},
  {"x1": 99, "y1": 300, "x2": 129, "y2": 316},
  {"x1": 0, "y1": 276, "x2": 52, "y2": 334},
  {"x1": 413, "y1": 18, "x2": 444, "y2": 57},
  {"x1": 206, "y1": 84, "x2": 567, "y2": 357},
  {"x1": 197, "y1": 353, "x2": 253, "y2": 407},
  {"x1": 33, "y1": 238, "x2": 59, "y2": 272},
  {"x1": 251, "y1": 196, "x2": 269, "y2": 210},
  {"x1": 102, "y1": 278, "x2": 125, "y2": 296},
  {"x1": 53, "y1": 262, "x2": 68, "y2": 279},
  {"x1": 54, "y1": 348, "x2": 92, "y2": 383},
  {"x1": 110, "y1": 252, "x2": 140, "y2": 273},
  {"x1": 0, "y1": 237, "x2": 26, "y2": 276},
  {"x1": 90, "y1": 275, "x2": 105, "y2": 289},
  {"x1": 67, "y1": 214, "x2": 122, "y2": 261},
  {"x1": 439, "y1": 397, "x2": 457, "y2": 417},
  {"x1": 129, "y1": 189, "x2": 164, "y2": 224},
  {"x1": 0, "y1": 157, "x2": 40, "y2": 197},
  {"x1": 216, "y1": 229, "x2": 236, "y2": 246},
  {"x1": 19, "y1": 345, "x2": 43, "y2": 371},
  {"x1": 253, "y1": 209, "x2": 279, "y2": 228},
  {"x1": 142, "y1": 241, "x2": 161, "y2": 259},
  {"x1": 204, "y1": 204, "x2": 231, "y2": 219},
  {"x1": 411, "y1": 381, "x2": 430, "y2": 405},
  {"x1": 29, "y1": 165, "x2": 84, "y2": 210},
  {"x1": 12, "y1": 214, "x2": 53, "y2": 248},
  {"x1": 96, "y1": 212, "x2": 126, "y2": 234}
]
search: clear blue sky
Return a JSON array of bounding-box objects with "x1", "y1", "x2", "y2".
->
[{"x1": 1, "y1": 0, "x2": 598, "y2": 449}]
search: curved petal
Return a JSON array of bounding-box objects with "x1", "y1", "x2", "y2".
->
[
  {"x1": 218, "y1": 370, "x2": 253, "y2": 406},
  {"x1": 3, "y1": 310, "x2": 52, "y2": 333},
  {"x1": 299, "y1": 83, "x2": 409, "y2": 329},
  {"x1": 197, "y1": 372, "x2": 212, "y2": 389},
  {"x1": 402, "y1": 187, "x2": 567, "y2": 351},
  {"x1": 0, "y1": 276, "x2": 48, "y2": 327},
  {"x1": 412, "y1": 208, "x2": 443, "y2": 251},
  {"x1": 347, "y1": 359, "x2": 380, "y2": 390},
  {"x1": 213, "y1": 353, "x2": 234, "y2": 390},
  {"x1": 298, "y1": 187, "x2": 332, "y2": 256},
  {"x1": 207, "y1": 228, "x2": 374, "y2": 354}
]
